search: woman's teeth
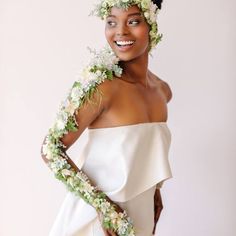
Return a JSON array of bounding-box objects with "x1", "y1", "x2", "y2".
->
[{"x1": 115, "y1": 41, "x2": 134, "y2": 46}]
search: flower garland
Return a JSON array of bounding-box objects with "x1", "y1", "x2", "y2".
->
[
  {"x1": 92, "y1": 0, "x2": 163, "y2": 50},
  {"x1": 42, "y1": 46, "x2": 136, "y2": 235}
]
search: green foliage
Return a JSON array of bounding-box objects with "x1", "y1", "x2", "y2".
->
[{"x1": 65, "y1": 116, "x2": 78, "y2": 132}]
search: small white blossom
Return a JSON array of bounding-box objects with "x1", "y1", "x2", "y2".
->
[
  {"x1": 76, "y1": 170, "x2": 90, "y2": 182},
  {"x1": 149, "y1": 2, "x2": 158, "y2": 22},
  {"x1": 65, "y1": 101, "x2": 77, "y2": 115},
  {"x1": 50, "y1": 157, "x2": 67, "y2": 173},
  {"x1": 61, "y1": 169, "x2": 73, "y2": 177},
  {"x1": 92, "y1": 198, "x2": 102, "y2": 208},
  {"x1": 82, "y1": 182, "x2": 95, "y2": 193},
  {"x1": 144, "y1": 11, "x2": 150, "y2": 19},
  {"x1": 110, "y1": 211, "x2": 119, "y2": 219},
  {"x1": 95, "y1": 70, "x2": 102, "y2": 77},
  {"x1": 141, "y1": 0, "x2": 149, "y2": 9},
  {"x1": 42, "y1": 143, "x2": 53, "y2": 159},
  {"x1": 71, "y1": 86, "x2": 83, "y2": 102},
  {"x1": 55, "y1": 110, "x2": 68, "y2": 131},
  {"x1": 100, "y1": 201, "x2": 111, "y2": 214}
]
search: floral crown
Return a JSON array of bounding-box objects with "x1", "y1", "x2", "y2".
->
[{"x1": 92, "y1": 0, "x2": 163, "y2": 51}]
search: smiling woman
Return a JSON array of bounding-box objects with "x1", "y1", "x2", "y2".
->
[{"x1": 41, "y1": 0, "x2": 173, "y2": 236}]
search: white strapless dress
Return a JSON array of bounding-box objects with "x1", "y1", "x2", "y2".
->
[{"x1": 49, "y1": 122, "x2": 173, "y2": 236}]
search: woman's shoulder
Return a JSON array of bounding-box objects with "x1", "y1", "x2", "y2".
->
[
  {"x1": 149, "y1": 71, "x2": 173, "y2": 103},
  {"x1": 96, "y1": 76, "x2": 121, "y2": 94},
  {"x1": 95, "y1": 76, "x2": 121, "y2": 107}
]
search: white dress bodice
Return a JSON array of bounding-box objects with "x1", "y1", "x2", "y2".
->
[
  {"x1": 82, "y1": 122, "x2": 172, "y2": 201},
  {"x1": 49, "y1": 122, "x2": 173, "y2": 236}
]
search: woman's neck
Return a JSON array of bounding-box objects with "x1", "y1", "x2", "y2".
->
[{"x1": 119, "y1": 51, "x2": 149, "y2": 86}]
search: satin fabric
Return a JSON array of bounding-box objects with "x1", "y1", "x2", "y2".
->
[{"x1": 49, "y1": 122, "x2": 173, "y2": 236}]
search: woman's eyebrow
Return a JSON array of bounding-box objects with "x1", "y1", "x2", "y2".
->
[
  {"x1": 107, "y1": 12, "x2": 142, "y2": 18},
  {"x1": 127, "y1": 13, "x2": 142, "y2": 17}
]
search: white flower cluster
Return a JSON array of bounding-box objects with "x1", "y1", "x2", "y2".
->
[
  {"x1": 92, "y1": 0, "x2": 162, "y2": 50},
  {"x1": 42, "y1": 46, "x2": 135, "y2": 235}
]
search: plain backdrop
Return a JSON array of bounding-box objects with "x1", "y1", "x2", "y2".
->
[{"x1": 0, "y1": 0, "x2": 235, "y2": 235}]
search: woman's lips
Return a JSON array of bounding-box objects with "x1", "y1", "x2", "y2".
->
[{"x1": 114, "y1": 40, "x2": 135, "y2": 52}]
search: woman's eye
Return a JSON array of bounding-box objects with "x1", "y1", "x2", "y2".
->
[
  {"x1": 107, "y1": 21, "x2": 116, "y2": 27},
  {"x1": 128, "y1": 19, "x2": 140, "y2": 26}
]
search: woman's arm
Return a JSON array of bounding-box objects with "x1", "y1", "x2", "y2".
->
[
  {"x1": 41, "y1": 81, "x2": 106, "y2": 179},
  {"x1": 152, "y1": 187, "x2": 163, "y2": 235},
  {"x1": 41, "y1": 79, "x2": 134, "y2": 236}
]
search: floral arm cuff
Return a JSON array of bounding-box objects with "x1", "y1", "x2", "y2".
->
[{"x1": 42, "y1": 46, "x2": 135, "y2": 236}]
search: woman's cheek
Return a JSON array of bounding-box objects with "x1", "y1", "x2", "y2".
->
[{"x1": 105, "y1": 27, "x2": 112, "y2": 40}]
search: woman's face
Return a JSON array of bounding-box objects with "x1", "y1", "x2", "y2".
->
[{"x1": 105, "y1": 5, "x2": 150, "y2": 62}]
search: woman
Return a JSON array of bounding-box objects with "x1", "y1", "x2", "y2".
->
[{"x1": 41, "y1": 0, "x2": 173, "y2": 235}]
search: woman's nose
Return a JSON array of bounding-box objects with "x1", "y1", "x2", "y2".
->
[{"x1": 116, "y1": 24, "x2": 129, "y2": 36}]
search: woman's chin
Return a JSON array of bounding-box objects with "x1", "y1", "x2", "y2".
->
[
  {"x1": 117, "y1": 55, "x2": 135, "y2": 62},
  {"x1": 117, "y1": 52, "x2": 147, "y2": 63}
]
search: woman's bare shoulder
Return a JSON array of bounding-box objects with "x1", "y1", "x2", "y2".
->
[
  {"x1": 95, "y1": 77, "x2": 121, "y2": 107},
  {"x1": 97, "y1": 76, "x2": 120, "y2": 93},
  {"x1": 149, "y1": 71, "x2": 173, "y2": 103}
]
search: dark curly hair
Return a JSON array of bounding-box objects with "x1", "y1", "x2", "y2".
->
[{"x1": 152, "y1": 0, "x2": 163, "y2": 10}]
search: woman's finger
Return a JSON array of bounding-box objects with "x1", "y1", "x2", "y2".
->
[
  {"x1": 107, "y1": 229, "x2": 118, "y2": 236},
  {"x1": 101, "y1": 227, "x2": 110, "y2": 236}
]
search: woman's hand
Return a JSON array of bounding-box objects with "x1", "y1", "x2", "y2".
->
[
  {"x1": 152, "y1": 187, "x2": 163, "y2": 234},
  {"x1": 97, "y1": 196, "x2": 124, "y2": 236}
]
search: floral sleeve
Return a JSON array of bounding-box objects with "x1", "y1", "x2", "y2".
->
[{"x1": 41, "y1": 46, "x2": 135, "y2": 236}]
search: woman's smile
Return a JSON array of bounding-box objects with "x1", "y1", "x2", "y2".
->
[{"x1": 114, "y1": 40, "x2": 135, "y2": 51}]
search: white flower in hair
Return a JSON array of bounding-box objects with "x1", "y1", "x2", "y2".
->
[{"x1": 149, "y1": 1, "x2": 158, "y2": 22}]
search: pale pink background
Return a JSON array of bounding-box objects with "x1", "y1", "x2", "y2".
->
[{"x1": 0, "y1": 0, "x2": 235, "y2": 235}]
